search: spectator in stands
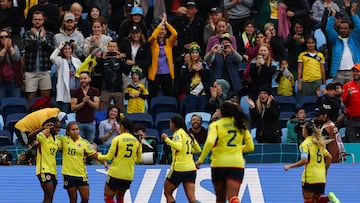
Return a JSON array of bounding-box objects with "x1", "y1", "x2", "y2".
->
[
  {"x1": 181, "y1": 42, "x2": 210, "y2": 113},
  {"x1": 284, "y1": 0, "x2": 312, "y2": 36},
  {"x1": 275, "y1": 58, "x2": 295, "y2": 96},
  {"x1": 284, "y1": 20, "x2": 308, "y2": 76},
  {"x1": 119, "y1": 23, "x2": 151, "y2": 79},
  {"x1": 297, "y1": 36, "x2": 326, "y2": 96},
  {"x1": 27, "y1": 117, "x2": 61, "y2": 203},
  {"x1": 50, "y1": 41, "x2": 81, "y2": 113},
  {"x1": 247, "y1": 86, "x2": 282, "y2": 143},
  {"x1": 98, "y1": 105, "x2": 120, "y2": 145},
  {"x1": 237, "y1": 20, "x2": 256, "y2": 61},
  {"x1": 71, "y1": 71, "x2": 100, "y2": 142},
  {"x1": 22, "y1": 10, "x2": 54, "y2": 106},
  {"x1": 188, "y1": 114, "x2": 208, "y2": 145},
  {"x1": 134, "y1": 124, "x2": 158, "y2": 164},
  {"x1": 248, "y1": 44, "x2": 276, "y2": 102},
  {"x1": 161, "y1": 115, "x2": 201, "y2": 203},
  {"x1": 70, "y1": 2, "x2": 92, "y2": 38},
  {"x1": 223, "y1": 0, "x2": 253, "y2": 40},
  {"x1": 205, "y1": 18, "x2": 237, "y2": 54},
  {"x1": 138, "y1": 0, "x2": 166, "y2": 30},
  {"x1": 196, "y1": 101, "x2": 254, "y2": 203},
  {"x1": 59, "y1": 121, "x2": 97, "y2": 203},
  {"x1": 95, "y1": 118, "x2": 141, "y2": 203},
  {"x1": 207, "y1": 79, "x2": 230, "y2": 114},
  {"x1": 0, "y1": 0, "x2": 22, "y2": 47},
  {"x1": 98, "y1": 16, "x2": 119, "y2": 41},
  {"x1": 284, "y1": 120, "x2": 340, "y2": 203},
  {"x1": 124, "y1": 66, "x2": 149, "y2": 114},
  {"x1": 85, "y1": 5, "x2": 101, "y2": 25},
  {"x1": 97, "y1": 40, "x2": 128, "y2": 112},
  {"x1": 203, "y1": 7, "x2": 233, "y2": 45},
  {"x1": 312, "y1": 0, "x2": 340, "y2": 30},
  {"x1": 169, "y1": 0, "x2": 204, "y2": 60},
  {"x1": 0, "y1": 28, "x2": 22, "y2": 98},
  {"x1": 263, "y1": 22, "x2": 285, "y2": 61},
  {"x1": 286, "y1": 107, "x2": 306, "y2": 144},
  {"x1": 83, "y1": 19, "x2": 112, "y2": 57},
  {"x1": 54, "y1": 13, "x2": 85, "y2": 60},
  {"x1": 107, "y1": 0, "x2": 129, "y2": 31},
  {"x1": 255, "y1": 0, "x2": 286, "y2": 31},
  {"x1": 25, "y1": 0, "x2": 60, "y2": 34},
  {"x1": 342, "y1": 64, "x2": 360, "y2": 143},
  {"x1": 316, "y1": 83, "x2": 343, "y2": 124},
  {"x1": 148, "y1": 13, "x2": 177, "y2": 99},
  {"x1": 118, "y1": 6, "x2": 148, "y2": 42},
  {"x1": 204, "y1": 33, "x2": 243, "y2": 97},
  {"x1": 15, "y1": 108, "x2": 67, "y2": 146},
  {"x1": 326, "y1": 3, "x2": 360, "y2": 85},
  {"x1": 314, "y1": 107, "x2": 345, "y2": 163}
]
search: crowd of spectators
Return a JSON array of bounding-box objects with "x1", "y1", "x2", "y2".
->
[{"x1": 1, "y1": 0, "x2": 360, "y2": 166}]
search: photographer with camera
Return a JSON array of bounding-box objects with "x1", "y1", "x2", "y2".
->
[
  {"x1": 314, "y1": 107, "x2": 346, "y2": 163},
  {"x1": 97, "y1": 40, "x2": 129, "y2": 112},
  {"x1": 287, "y1": 107, "x2": 307, "y2": 144},
  {"x1": 204, "y1": 32, "x2": 243, "y2": 97}
]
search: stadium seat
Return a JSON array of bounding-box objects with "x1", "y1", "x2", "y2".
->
[
  {"x1": 281, "y1": 128, "x2": 288, "y2": 143},
  {"x1": 0, "y1": 97, "x2": 27, "y2": 124},
  {"x1": 185, "y1": 112, "x2": 211, "y2": 129},
  {"x1": 279, "y1": 111, "x2": 294, "y2": 129},
  {"x1": 274, "y1": 96, "x2": 297, "y2": 112},
  {"x1": 4, "y1": 113, "x2": 27, "y2": 138},
  {"x1": 127, "y1": 113, "x2": 154, "y2": 128},
  {"x1": 145, "y1": 128, "x2": 160, "y2": 143},
  {"x1": 240, "y1": 96, "x2": 250, "y2": 116},
  {"x1": 154, "y1": 112, "x2": 181, "y2": 133},
  {"x1": 299, "y1": 95, "x2": 318, "y2": 114},
  {"x1": 95, "y1": 110, "x2": 108, "y2": 127},
  {"x1": 0, "y1": 129, "x2": 13, "y2": 146},
  {"x1": 149, "y1": 96, "x2": 178, "y2": 119}
]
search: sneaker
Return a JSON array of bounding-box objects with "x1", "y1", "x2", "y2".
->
[{"x1": 328, "y1": 192, "x2": 341, "y2": 203}]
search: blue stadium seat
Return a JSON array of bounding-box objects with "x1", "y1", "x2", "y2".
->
[
  {"x1": 155, "y1": 112, "x2": 181, "y2": 133},
  {"x1": 274, "y1": 95, "x2": 297, "y2": 112},
  {"x1": 145, "y1": 128, "x2": 160, "y2": 143},
  {"x1": 4, "y1": 113, "x2": 27, "y2": 137},
  {"x1": 0, "y1": 97, "x2": 27, "y2": 124},
  {"x1": 149, "y1": 96, "x2": 178, "y2": 119},
  {"x1": 299, "y1": 95, "x2": 318, "y2": 114},
  {"x1": 0, "y1": 129, "x2": 13, "y2": 146},
  {"x1": 279, "y1": 111, "x2": 294, "y2": 129},
  {"x1": 127, "y1": 113, "x2": 154, "y2": 128}
]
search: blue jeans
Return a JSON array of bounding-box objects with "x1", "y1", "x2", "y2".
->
[
  {"x1": 56, "y1": 101, "x2": 71, "y2": 113},
  {"x1": 186, "y1": 94, "x2": 208, "y2": 113},
  {"x1": 0, "y1": 80, "x2": 21, "y2": 98},
  {"x1": 78, "y1": 120, "x2": 96, "y2": 142}
]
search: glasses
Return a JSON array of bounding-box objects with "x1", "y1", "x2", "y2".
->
[{"x1": 0, "y1": 35, "x2": 9, "y2": 39}]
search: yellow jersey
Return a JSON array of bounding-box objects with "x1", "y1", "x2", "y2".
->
[
  {"x1": 164, "y1": 128, "x2": 201, "y2": 172},
  {"x1": 198, "y1": 117, "x2": 254, "y2": 168},
  {"x1": 35, "y1": 131, "x2": 61, "y2": 175},
  {"x1": 300, "y1": 136, "x2": 330, "y2": 184},
  {"x1": 98, "y1": 133, "x2": 142, "y2": 181},
  {"x1": 59, "y1": 136, "x2": 96, "y2": 177}
]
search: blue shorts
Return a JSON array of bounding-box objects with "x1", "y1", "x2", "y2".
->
[
  {"x1": 63, "y1": 175, "x2": 89, "y2": 189},
  {"x1": 106, "y1": 176, "x2": 132, "y2": 190},
  {"x1": 211, "y1": 167, "x2": 244, "y2": 184},
  {"x1": 302, "y1": 182, "x2": 325, "y2": 194},
  {"x1": 166, "y1": 170, "x2": 196, "y2": 186},
  {"x1": 37, "y1": 173, "x2": 57, "y2": 185}
]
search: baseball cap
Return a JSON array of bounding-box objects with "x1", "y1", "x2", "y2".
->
[
  {"x1": 210, "y1": 7, "x2": 221, "y2": 13},
  {"x1": 130, "y1": 24, "x2": 141, "y2": 33},
  {"x1": 57, "y1": 112, "x2": 68, "y2": 128},
  {"x1": 64, "y1": 13, "x2": 75, "y2": 21},
  {"x1": 186, "y1": 0, "x2": 196, "y2": 7},
  {"x1": 314, "y1": 107, "x2": 327, "y2": 116},
  {"x1": 352, "y1": 64, "x2": 360, "y2": 71}
]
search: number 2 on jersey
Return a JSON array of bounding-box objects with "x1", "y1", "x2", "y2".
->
[{"x1": 227, "y1": 130, "x2": 237, "y2": 147}]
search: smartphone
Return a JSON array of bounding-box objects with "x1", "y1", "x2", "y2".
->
[
  {"x1": 69, "y1": 39, "x2": 74, "y2": 43},
  {"x1": 106, "y1": 52, "x2": 116, "y2": 56}
]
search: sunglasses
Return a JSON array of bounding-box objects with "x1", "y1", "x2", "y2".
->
[{"x1": 0, "y1": 35, "x2": 9, "y2": 39}]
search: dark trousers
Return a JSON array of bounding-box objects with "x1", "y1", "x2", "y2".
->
[{"x1": 148, "y1": 74, "x2": 173, "y2": 99}]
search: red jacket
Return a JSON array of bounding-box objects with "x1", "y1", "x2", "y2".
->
[{"x1": 343, "y1": 80, "x2": 360, "y2": 117}]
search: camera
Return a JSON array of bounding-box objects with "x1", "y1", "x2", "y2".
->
[
  {"x1": 217, "y1": 45, "x2": 224, "y2": 51},
  {"x1": 224, "y1": 45, "x2": 229, "y2": 49}
]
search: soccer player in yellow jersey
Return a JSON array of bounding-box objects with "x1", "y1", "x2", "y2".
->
[
  {"x1": 95, "y1": 118, "x2": 142, "y2": 203},
  {"x1": 196, "y1": 101, "x2": 254, "y2": 203},
  {"x1": 161, "y1": 115, "x2": 201, "y2": 203},
  {"x1": 284, "y1": 120, "x2": 340, "y2": 203},
  {"x1": 28, "y1": 117, "x2": 61, "y2": 203},
  {"x1": 59, "y1": 121, "x2": 96, "y2": 203}
]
